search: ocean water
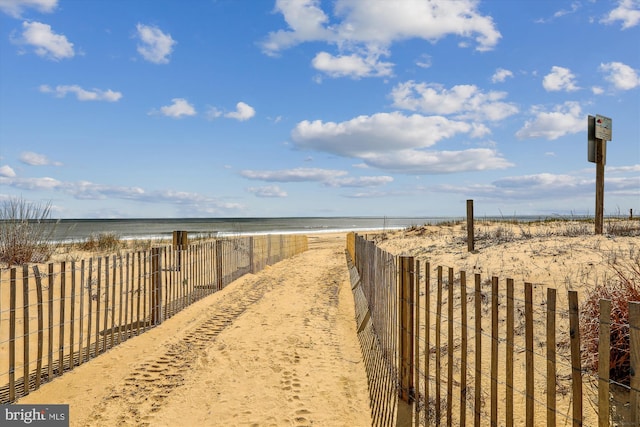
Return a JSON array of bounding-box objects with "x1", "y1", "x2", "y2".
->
[{"x1": 49, "y1": 217, "x2": 457, "y2": 242}]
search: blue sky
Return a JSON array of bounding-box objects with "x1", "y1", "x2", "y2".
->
[{"x1": 0, "y1": 0, "x2": 638, "y2": 218}]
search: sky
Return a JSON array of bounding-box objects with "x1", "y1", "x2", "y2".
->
[{"x1": 0, "y1": 0, "x2": 638, "y2": 219}]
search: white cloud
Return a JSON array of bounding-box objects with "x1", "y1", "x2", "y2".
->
[
  {"x1": 39, "y1": 84, "x2": 122, "y2": 102},
  {"x1": 241, "y1": 167, "x2": 393, "y2": 188},
  {"x1": 135, "y1": 23, "x2": 176, "y2": 64},
  {"x1": 262, "y1": 0, "x2": 501, "y2": 76},
  {"x1": 516, "y1": 101, "x2": 583, "y2": 140},
  {"x1": 156, "y1": 98, "x2": 196, "y2": 118},
  {"x1": 0, "y1": 165, "x2": 16, "y2": 177},
  {"x1": 599, "y1": 62, "x2": 640, "y2": 90},
  {"x1": 360, "y1": 148, "x2": 512, "y2": 174},
  {"x1": 542, "y1": 66, "x2": 579, "y2": 92},
  {"x1": 311, "y1": 51, "x2": 393, "y2": 78},
  {"x1": 20, "y1": 151, "x2": 62, "y2": 166},
  {"x1": 224, "y1": 102, "x2": 256, "y2": 121},
  {"x1": 241, "y1": 167, "x2": 347, "y2": 182},
  {"x1": 601, "y1": 0, "x2": 640, "y2": 30},
  {"x1": 591, "y1": 86, "x2": 604, "y2": 95},
  {"x1": 390, "y1": 81, "x2": 518, "y2": 121},
  {"x1": 0, "y1": 0, "x2": 57, "y2": 18},
  {"x1": 13, "y1": 21, "x2": 74, "y2": 60},
  {"x1": 491, "y1": 68, "x2": 513, "y2": 83},
  {"x1": 290, "y1": 112, "x2": 511, "y2": 174},
  {"x1": 247, "y1": 186, "x2": 288, "y2": 198}
]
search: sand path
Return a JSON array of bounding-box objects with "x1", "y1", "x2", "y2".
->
[{"x1": 17, "y1": 234, "x2": 372, "y2": 426}]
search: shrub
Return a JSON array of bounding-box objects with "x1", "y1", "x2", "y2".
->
[
  {"x1": 0, "y1": 197, "x2": 57, "y2": 266},
  {"x1": 581, "y1": 252, "x2": 640, "y2": 386},
  {"x1": 78, "y1": 232, "x2": 123, "y2": 252}
]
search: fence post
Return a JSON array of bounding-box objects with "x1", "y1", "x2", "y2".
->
[
  {"x1": 568, "y1": 290, "x2": 582, "y2": 427},
  {"x1": 173, "y1": 231, "x2": 188, "y2": 271},
  {"x1": 399, "y1": 256, "x2": 415, "y2": 403},
  {"x1": 216, "y1": 240, "x2": 223, "y2": 290},
  {"x1": 598, "y1": 299, "x2": 611, "y2": 427},
  {"x1": 467, "y1": 199, "x2": 474, "y2": 252},
  {"x1": 151, "y1": 247, "x2": 163, "y2": 325},
  {"x1": 630, "y1": 301, "x2": 640, "y2": 424}
]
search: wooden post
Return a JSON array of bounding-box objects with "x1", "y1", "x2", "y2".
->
[
  {"x1": 595, "y1": 139, "x2": 606, "y2": 235},
  {"x1": 9, "y1": 268, "x2": 16, "y2": 402},
  {"x1": 436, "y1": 266, "x2": 443, "y2": 422},
  {"x1": 460, "y1": 271, "x2": 468, "y2": 426},
  {"x1": 22, "y1": 265, "x2": 30, "y2": 395},
  {"x1": 399, "y1": 256, "x2": 415, "y2": 403},
  {"x1": 598, "y1": 299, "x2": 611, "y2": 427},
  {"x1": 525, "y1": 282, "x2": 534, "y2": 427},
  {"x1": 151, "y1": 247, "x2": 163, "y2": 325},
  {"x1": 173, "y1": 231, "x2": 188, "y2": 271},
  {"x1": 547, "y1": 288, "x2": 557, "y2": 427},
  {"x1": 506, "y1": 278, "x2": 514, "y2": 427},
  {"x1": 216, "y1": 240, "x2": 223, "y2": 290},
  {"x1": 32, "y1": 266, "x2": 44, "y2": 389},
  {"x1": 467, "y1": 199, "x2": 475, "y2": 252},
  {"x1": 424, "y1": 262, "x2": 430, "y2": 421},
  {"x1": 447, "y1": 267, "x2": 454, "y2": 426},
  {"x1": 474, "y1": 273, "x2": 482, "y2": 427},
  {"x1": 491, "y1": 277, "x2": 499, "y2": 427},
  {"x1": 568, "y1": 290, "x2": 583, "y2": 426},
  {"x1": 630, "y1": 302, "x2": 640, "y2": 424}
]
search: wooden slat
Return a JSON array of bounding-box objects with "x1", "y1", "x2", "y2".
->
[
  {"x1": 414, "y1": 260, "x2": 420, "y2": 427},
  {"x1": 525, "y1": 282, "x2": 534, "y2": 427},
  {"x1": 110, "y1": 255, "x2": 117, "y2": 347},
  {"x1": 598, "y1": 299, "x2": 611, "y2": 427},
  {"x1": 506, "y1": 278, "x2": 514, "y2": 427},
  {"x1": 447, "y1": 267, "x2": 454, "y2": 426},
  {"x1": 547, "y1": 288, "x2": 557, "y2": 427},
  {"x1": 95, "y1": 258, "x2": 102, "y2": 356},
  {"x1": 22, "y1": 265, "x2": 30, "y2": 395},
  {"x1": 9, "y1": 268, "x2": 16, "y2": 402},
  {"x1": 491, "y1": 276, "x2": 498, "y2": 427},
  {"x1": 32, "y1": 266, "x2": 44, "y2": 389},
  {"x1": 69, "y1": 261, "x2": 76, "y2": 368},
  {"x1": 102, "y1": 257, "x2": 109, "y2": 353},
  {"x1": 474, "y1": 273, "x2": 482, "y2": 427},
  {"x1": 78, "y1": 260, "x2": 85, "y2": 365},
  {"x1": 629, "y1": 302, "x2": 640, "y2": 424},
  {"x1": 58, "y1": 262, "x2": 66, "y2": 374},
  {"x1": 568, "y1": 290, "x2": 582, "y2": 427},
  {"x1": 47, "y1": 263, "x2": 54, "y2": 379},
  {"x1": 460, "y1": 270, "x2": 468, "y2": 426},
  {"x1": 436, "y1": 266, "x2": 442, "y2": 424},
  {"x1": 85, "y1": 259, "x2": 92, "y2": 363},
  {"x1": 424, "y1": 262, "x2": 430, "y2": 422}
]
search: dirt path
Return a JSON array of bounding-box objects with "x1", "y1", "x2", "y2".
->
[{"x1": 17, "y1": 234, "x2": 371, "y2": 426}]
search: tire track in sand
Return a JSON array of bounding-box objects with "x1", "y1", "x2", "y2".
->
[{"x1": 88, "y1": 277, "x2": 274, "y2": 427}]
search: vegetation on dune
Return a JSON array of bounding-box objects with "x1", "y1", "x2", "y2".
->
[{"x1": 0, "y1": 197, "x2": 57, "y2": 266}]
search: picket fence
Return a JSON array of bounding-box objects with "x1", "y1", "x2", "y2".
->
[
  {"x1": 346, "y1": 232, "x2": 640, "y2": 427},
  {"x1": 0, "y1": 234, "x2": 308, "y2": 403}
]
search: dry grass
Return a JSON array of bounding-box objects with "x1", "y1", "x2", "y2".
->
[
  {"x1": 0, "y1": 197, "x2": 57, "y2": 266},
  {"x1": 581, "y1": 249, "x2": 640, "y2": 386}
]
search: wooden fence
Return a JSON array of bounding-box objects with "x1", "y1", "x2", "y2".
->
[
  {"x1": 347, "y1": 232, "x2": 640, "y2": 426},
  {"x1": 0, "y1": 234, "x2": 308, "y2": 403}
]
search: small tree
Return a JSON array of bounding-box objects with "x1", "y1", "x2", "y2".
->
[{"x1": 0, "y1": 197, "x2": 57, "y2": 266}]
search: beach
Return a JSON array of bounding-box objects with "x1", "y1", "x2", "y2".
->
[
  {"x1": 15, "y1": 233, "x2": 372, "y2": 426},
  {"x1": 10, "y1": 219, "x2": 640, "y2": 426}
]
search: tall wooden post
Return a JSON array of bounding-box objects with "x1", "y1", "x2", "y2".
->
[
  {"x1": 467, "y1": 199, "x2": 475, "y2": 252},
  {"x1": 173, "y1": 231, "x2": 188, "y2": 271},
  {"x1": 589, "y1": 115, "x2": 611, "y2": 235},
  {"x1": 595, "y1": 139, "x2": 606, "y2": 235},
  {"x1": 399, "y1": 256, "x2": 415, "y2": 403}
]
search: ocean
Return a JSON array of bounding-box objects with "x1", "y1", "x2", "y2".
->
[{"x1": 49, "y1": 217, "x2": 459, "y2": 242}]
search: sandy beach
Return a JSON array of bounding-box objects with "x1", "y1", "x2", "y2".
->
[
  {"x1": 11, "y1": 219, "x2": 640, "y2": 426},
  {"x1": 15, "y1": 233, "x2": 372, "y2": 426}
]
